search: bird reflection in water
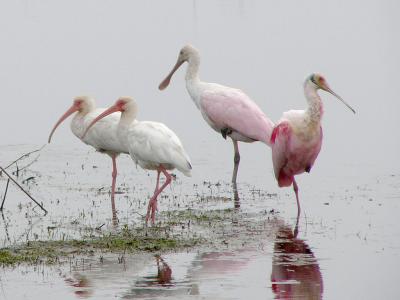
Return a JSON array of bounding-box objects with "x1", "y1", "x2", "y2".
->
[
  {"x1": 135, "y1": 255, "x2": 173, "y2": 287},
  {"x1": 154, "y1": 255, "x2": 173, "y2": 285},
  {"x1": 64, "y1": 273, "x2": 93, "y2": 298},
  {"x1": 123, "y1": 255, "x2": 178, "y2": 299},
  {"x1": 271, "y1": 219, "x2": 323, "y2": 299}
]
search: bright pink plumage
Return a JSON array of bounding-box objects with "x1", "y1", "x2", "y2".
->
[
  {"x1": 271, "y1": 121, "x2": 323, "y2": 187},
  {"x1": 200, "y1": 88, "x2": 274, "y2": 145}
]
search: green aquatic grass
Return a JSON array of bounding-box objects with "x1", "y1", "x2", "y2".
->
[
  {"x1": 0, "y1": 208, "x2": 235, "y2": 266},
  {"x1": 0, "y1": 228, "x2": 201, "y2": 266},
  {"x1": 163, "y1": 208, "x2": 235, "y2": 225}
]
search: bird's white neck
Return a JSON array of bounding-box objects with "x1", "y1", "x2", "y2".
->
[
  {"x1": 304, "y1": 81, "x2": 323, "y2": 124},
  {"x1": 185, "y1": 52, "x2": 201, "y2": 82},
  {"x1": 185, "y1": 53, "x2": 202, "y2": 109},
  {"x1": 117, "y1": 109, "x2": 137, "y2": 146}
]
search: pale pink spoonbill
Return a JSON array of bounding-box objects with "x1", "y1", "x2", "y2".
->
[
  {"x1": 159, "y1": 45, "x2": 274, "y2": 184},
  {"x1": 270, "y1": 74, "x2": 355, "y2": 216},
  {"x1": 48, "y1": 96, "x2": 128, "y2": 220},
  {"x1": 82, "y1": 97, "x2": 192, "y2": 224}
]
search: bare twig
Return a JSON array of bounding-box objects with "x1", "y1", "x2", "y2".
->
[
  {"x1": 4, "y1": 144, "x2": 46, "y2": 170},
  {"x1": 0, "y1": 166, "x2": 47, "y2": 214},
  {"x1": 96, "y1": 223, "x2": 105, "y2": 230},
  {"x1": 15, "y1": 153, "x2": 41, "y2": 174},
  {"x1": 1, "y1": 211, "x2": 11, "y2": 243},
  {"x1": 0, "y1": 179, "x2": 10, "y2": 211}
]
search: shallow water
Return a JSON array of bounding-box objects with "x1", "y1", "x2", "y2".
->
[
  {"x1": 1, "y1": 1, "x2": 400, "y2": 299},
  {"x1": 0, "y1": 143, "x2": 399, "y2": 299}
]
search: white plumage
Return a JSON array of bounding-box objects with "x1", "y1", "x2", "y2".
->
[
  {"x1": 126, "y1": 121, "x2": 192, "y2": 176},
  {"x1": 83, "y1": 96, "x2": 191, "y2": 223},
  {"x1": 48, "y1": 96, "x2": 128, "y2": 221}
]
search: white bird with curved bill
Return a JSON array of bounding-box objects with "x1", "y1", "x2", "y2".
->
[
  {"x1": 48, "y1": 96, "x2": 128, "y2": 221},
  {"x1": 82, "y1": 96, "x2": 192, "y2": 224}
]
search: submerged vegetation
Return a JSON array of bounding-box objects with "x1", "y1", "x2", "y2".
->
[
  {"x1": 0, "y1": 208, "x2": 241, "y2": 266},
  {"x1": 0, "y1": 225, "x2": 202, "y2": 266}
]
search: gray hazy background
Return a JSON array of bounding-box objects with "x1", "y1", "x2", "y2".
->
[{"x1": 0, "y1": 0, "x2": 399, "y2": 174}]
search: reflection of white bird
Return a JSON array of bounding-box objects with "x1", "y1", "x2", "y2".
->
[
  {"x1": 48, "y1": 96, "x2": 127, "y2": 221},
  {"x1": 83, "y1": 97, "x2": 192, "y2": 224}
]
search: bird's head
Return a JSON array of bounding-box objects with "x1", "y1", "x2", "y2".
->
[
  {"x1": 48, "y1": 96, "x2": 95, "y2": 143},
  {"x1": 73, "y1": 96, "x2": 95, "y2": 114},
  {"x1": 81, "y1": 97, "x2": 137, "y2": 139},
  {"x1": 113, "y1": 96, "x2": 137, "y2": 112},
  {"x1": 307, "y1": 73, "x2": 355, "y2": 114},
  {"x1": 159, "y1": 44, "x2": 199, "y2": 90},
  {"x1": 177, "y1": 44, "x2": 198, "y2": 63}
]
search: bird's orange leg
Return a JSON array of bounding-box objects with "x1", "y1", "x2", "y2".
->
[
  {"x1": 293, "y1": 178, "x2": 301, "y2": 218},
  {"x1": 146, "y1": 166, "x2": 172, "y2": 224},
  {"x1": 232, "y1": 139, "x2": 240, "y2": 183},
  {"x1": 111, "y1": 154, "x2": 118, "y2": 223}
]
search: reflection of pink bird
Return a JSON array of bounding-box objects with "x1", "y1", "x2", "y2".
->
[
  {"x1": 48, "y1": 96, "x2": 127, "y2": 221},
  {"x1": 83, "y1": 97, "x2": 192, "y2": 224},
  {"x1": 271, "y1": 222, "x2": 323, "y2": 299},
  {"x1": 271, "y1": 74, "x2": 355, "y2": 216},
  {"x1": 159, "y1": 45, "x2": 274, "y2": 184}
]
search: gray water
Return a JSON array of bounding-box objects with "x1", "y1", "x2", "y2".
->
[{"x1": 0, "y1": 1, "x2": 399, "y2": 299}]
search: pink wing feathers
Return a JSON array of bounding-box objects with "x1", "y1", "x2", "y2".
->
[
  {"x1": 271, "y1": 122, "x2": 324, "y2": 187},
  {"x1": 271, "y1": 122, "x2": 293, "y2": 187},
  {"x1": 200, "y1": 89, "x2": 274, "y2": 145}
]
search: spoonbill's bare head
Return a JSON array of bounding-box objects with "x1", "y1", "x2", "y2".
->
[
  {"x1": 307, "y1": 73, "x2": 355, "y2": 114},
  {"x1": 177, "y1": 44, "x2": 198, "y2": 63},
  {"x1": 48, "y1": 96, "x2": 95, "y2": 143},
  {"x1": 81, "y1": 97, "x2": 138, "y2": 139},
  {"x1": 159, "y1": 44, "x2": 199, "y2": 90}
]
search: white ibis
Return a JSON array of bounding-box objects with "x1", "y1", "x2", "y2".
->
[
  {"x1": 48, "y1": 96, "x2": 128, "y2": 220},
  {"x1": 83, "y1": 96, "x2": 192, "y2": 224}
]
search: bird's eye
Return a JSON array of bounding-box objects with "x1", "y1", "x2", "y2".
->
[
  {"x1": 180, "y1": 50, "x2": 184, "y2": 55},
  {"x1": 310, "y1": 76, "x2": 317, "y2": 84}
]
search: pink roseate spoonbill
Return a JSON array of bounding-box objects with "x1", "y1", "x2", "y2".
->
[
  {"x1": 159, "y1": 45, "x2": 274, "y2": 184},
  {"x1": 82, "y1": 97, "x2": 192, "y2": 224},
  {"x1": 48, "y1": 96, "x2": 127, "y2": 220},
  {"x1": 270, "y1": 74, "x2": 355, "y2": 216}
]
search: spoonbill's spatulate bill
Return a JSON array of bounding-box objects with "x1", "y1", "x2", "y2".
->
[
  {"x1": 159, "y1": 45, "x2": 274, "y2": 184},
  {"x1": 48, "y1": 96, "x2": 127, "y2": 221},
  {"x1": 270, "y1": 74, "x2": 355, "y2": 216},
  {"x1": 83, "y1": 97, "x2": 192, "y2": 224}
]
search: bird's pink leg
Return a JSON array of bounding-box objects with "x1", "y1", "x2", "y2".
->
[
  {"x1": 293, "y1": 178, "x2": 301, "y2": 218},
  {"x1": 154, "y1": 170, "x2": 161, "y2": 193},
  {"x1": 111, "y1": 154, "x2": 118, "y2": 223},
  {"x1": 231, "y1": 139, "x2": 240, "y2": 183},
  {"x1": 146, "y1": 166, "x2": 172, "y2": 225}
]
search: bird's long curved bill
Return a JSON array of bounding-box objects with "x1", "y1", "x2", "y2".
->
[
  {"x1": 325, "y1": 87, "x2": 356, "y2": 114},
  {"x1": 48, "y1": 104, "x2": 79, "y2": 143},
  {"x1": 158, "y1": 59, "x2": 184, "y2": 90},
  {"x1": 81, "y1": 105, "x2": 120, "y2": 139}
]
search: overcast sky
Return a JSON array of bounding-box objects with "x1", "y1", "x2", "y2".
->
[{"x1": 0, "y1": 0, "x2": 399, "y2": 172}]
